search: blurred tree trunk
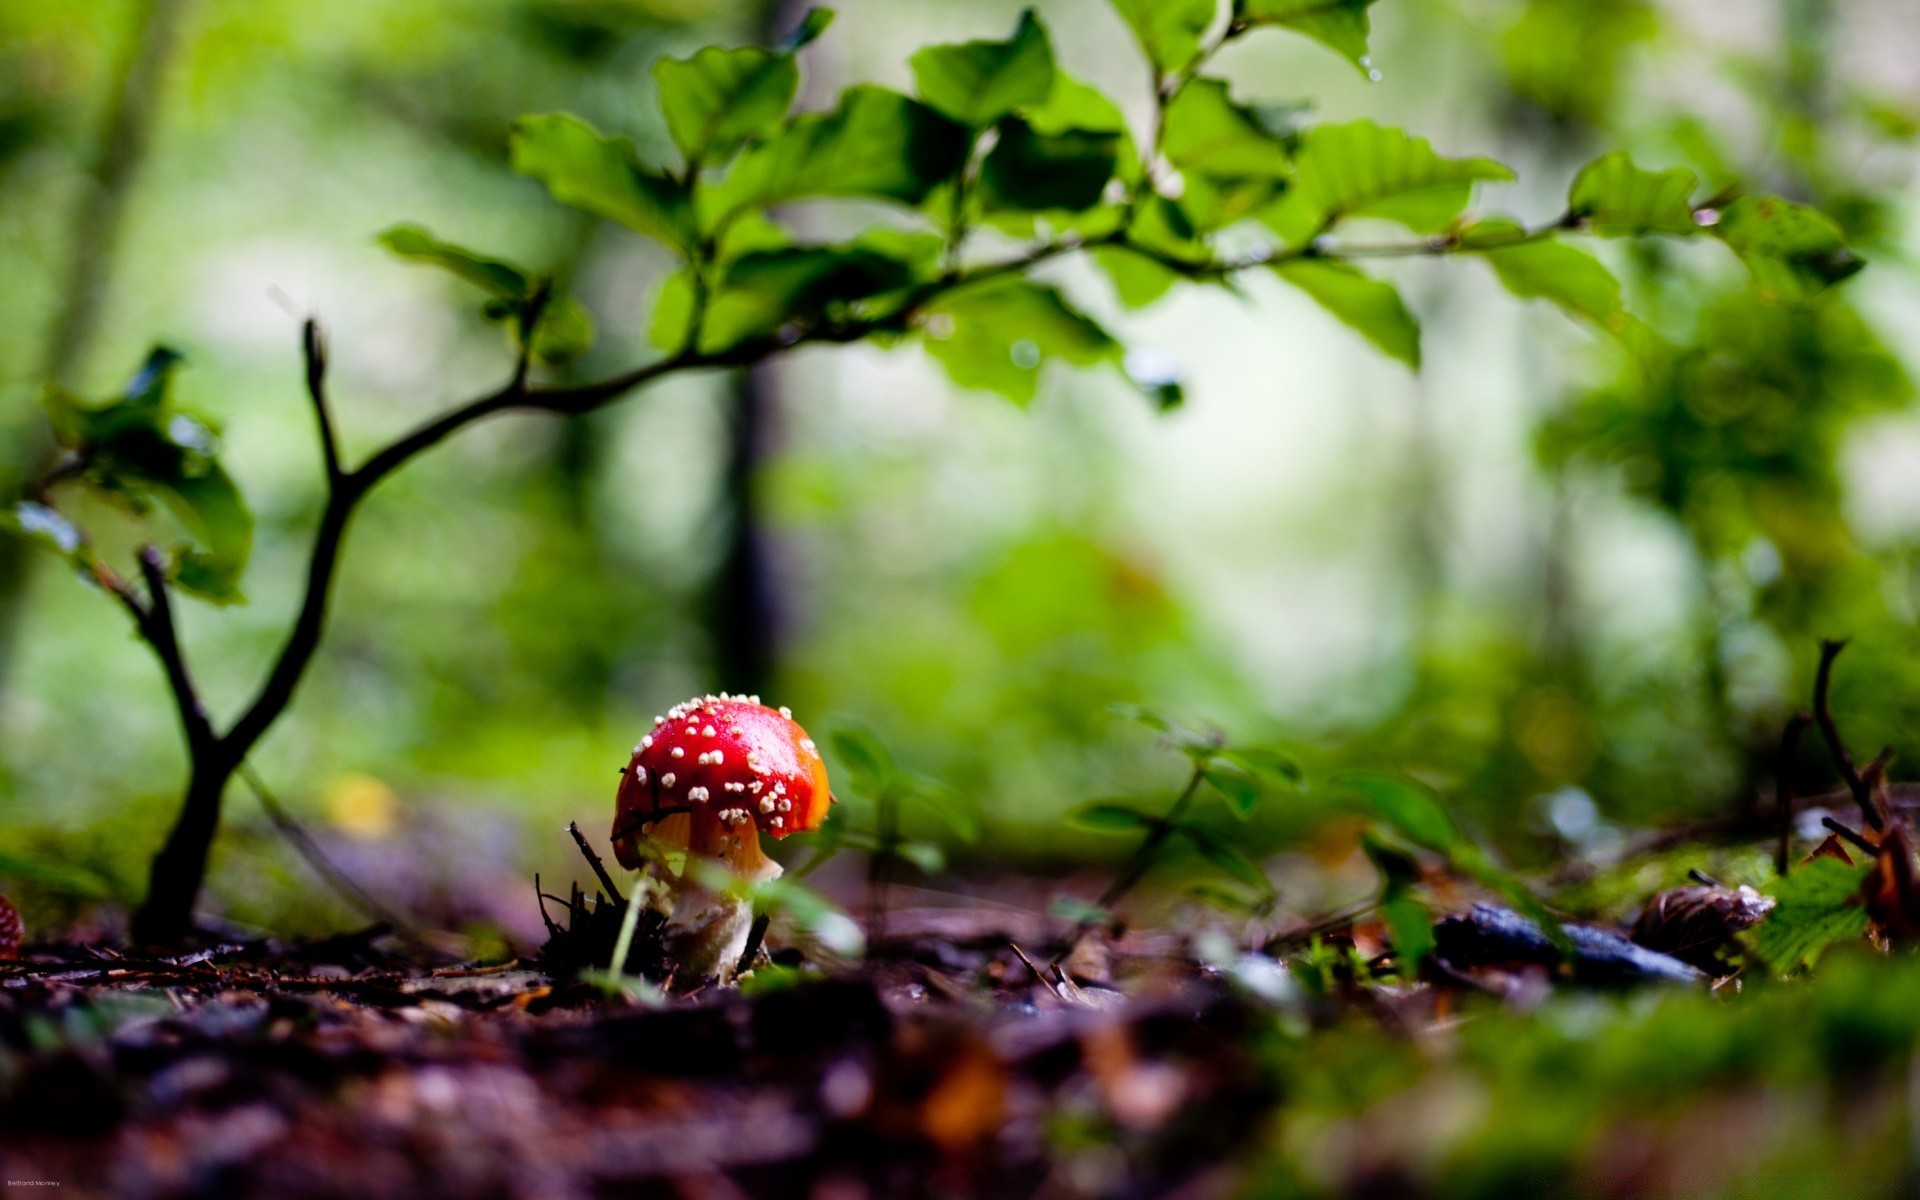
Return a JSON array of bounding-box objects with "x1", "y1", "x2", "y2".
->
[
  {"x1": 704, "y1": 0, "x2": 795, "y2": 700},
  {"x1": 0, "y1": 0, "x2": 193, "y2": 689}
]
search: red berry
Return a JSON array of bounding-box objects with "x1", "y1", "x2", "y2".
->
[{"x1": 612, "y1": 694, "x2": 831, "y2": 873}]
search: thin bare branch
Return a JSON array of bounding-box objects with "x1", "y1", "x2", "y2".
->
[
  {"x1": 1813, "y1": 638, "x2": 1879, "y2": 828},
  {"x1": 134, "y1": 546, "x2": 214, "y2": 752},
  {"x1": 302, "y1": 319, "x2": 342, "y2": 484}
]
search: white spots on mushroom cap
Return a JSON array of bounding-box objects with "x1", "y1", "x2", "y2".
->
[
  {"x1": 799, "y1": 738, "x2": 816, "y2": 755},
  {"x1": 688, "y1": 786, "x2": 709, "y2": 803},
  {"x1": 661, "y1": 772, "x2": 677, "y2": 789},
  {"x1": 779, "y1": 706, "x2": 792, "y2": 719},
  {"x1": 634, "y1": 766, "x2": 647, "y2": 784},
  {"x1": 759, "y1": 797, "x2": 775, "y2": 814},
  {"x1": 702, "y1": 725, "x2": 716, "y2": 738},
  {"x1": 670, "y1": 746, "x2": 685, "y2": 759}
]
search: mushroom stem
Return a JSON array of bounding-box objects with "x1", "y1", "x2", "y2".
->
[{"x1": 660, "y1": 820, "x2": 781, "y2": 985}]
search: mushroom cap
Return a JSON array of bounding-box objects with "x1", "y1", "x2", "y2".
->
[{"x1": 612, "y1": 694, "x2": 831, "y2": 871}]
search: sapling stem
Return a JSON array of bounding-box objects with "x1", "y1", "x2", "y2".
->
[{"x1": 1097, "y1": 763, "x2": 1208, "y2": 912}]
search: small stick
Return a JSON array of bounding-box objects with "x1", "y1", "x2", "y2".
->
[
  {"x1": 1688, "y1": 869, "x2": 1721, "y2": 888},
  {"x1": 1777, "y1": 712, "x2": 1811, "y2": 877},
  {"x1": 1821, "y1": 816, "x2": 1878, "y2": 857},
  {"x1": 1008, "y1": 941, "x2": 1066, "y2": 999},
  {"x1": 567, "y1": 821, "x2": 623, "y2": 905},
  {"x1": 735, "y1": 914, "x2": 771, "y2": 977},
  {"x1": 1814, "y1": 639, "x2": 1881, "y2": 829}
]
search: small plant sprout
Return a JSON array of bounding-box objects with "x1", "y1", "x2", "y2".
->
[
  {"x1": 1068, "y1": 708, "x2": 1298, "y2": 934},
  {"x1": 611, "y1": 694, "x2": 832, "y2": 983}
]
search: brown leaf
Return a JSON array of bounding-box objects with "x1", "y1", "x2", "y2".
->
[
  {"x1": 1863, "y1": 826, "x2": 1920, "y2": 942},
  {"x1": 1630, "y1": 885, "x2": 1774, "y2": 974},
  {"x1": 1804, "y1": 835, "x2": 1855, "y2": 866}
]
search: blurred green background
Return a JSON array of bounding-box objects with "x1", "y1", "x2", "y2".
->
[{"x1": 0, "y1": 0, "x2": 1915, "y2": 945}]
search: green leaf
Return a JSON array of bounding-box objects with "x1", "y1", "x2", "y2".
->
[
  {"x1": 828, "y1": 724, "x2": 897, "y2": 795},
  {"x1": 980, "y1": 119, "x2": 1120, "y2": 213},
  {"x1": 1160, "y1": 77, "x2": 1291, "y2": 229},
  {"x1": 378, "y1": 224, "x2": 531, "y2": 297},
  {"x1": 1204, "y1": 763, "x2": 1265, "y2": 818},
  {"x1": 654, "y1": 45, "x2": 800, "y2": 164},
  {"x1": 1092, "y1": 246, "x2": 1181, "y2": 309},
  {"x1": 155, "y1": 464, "x2": 252, "y2": 604},
  {"x1": 1335, "y1": 771, "x2": 1460, "y2": 853},
  {"x1": 895, "y1": 840, "x2": 946, "y2": 875},
  {"x1": 1265, "y1": 120, "x2": 1514, "y2": 242},
  {"x1": 1108, "y1": 0, "x2": 1218, "y2": 75},
  {"x1": 530, "y1": 295, "x2": 595, "y2": 365},
  {"x1": 910, "y1": 10, "x2": 1055, "y2": 128},
  {"x1": 1237, "y1": 0, "x2": 1379, "y2": 73},
  {"x1": 1023, "y1": 72, "x2": 1131, "y2": 138},
  {"x1": 1070, "y1": 803, "x2": 1158, "y2": 833},
  {"x1": 1461, "y1": 220, "x2": 1626, "y2": 329},
  {"x1": 780, "y1": 7, "x2": 835, "y2": 51},
  {"x1": 1567, "y1": 151, "x2": 1699, "y2": 236},
  {"x1": 1163, "y1": 79, "x2": 1292, "y2": 179},
  {"x1": 922, "y1": 277, "x2": 1120, "y2": 404},
  {"x1": 1713, "y1": 195, "x2": 1864, "y2": 303},
  {"x1": 1273, "y1": 258, "x2": 1420, "y2": 368},
  {"x1": 701, "y1": 245, "x2": 918, "y2": 350},
  {"x1": 1183, "y1": 827, "x2": 1273, "y2": 893},
  {"x1": 1221, "y1": 746, "x2": 1304, "y2": 787},
  {"x1": 1381, "y1": 893, "x2": 1434, "y2": 969},
  {"x1": 1750, "y1": 858, "x2": 1871, "y2": 973},
  {"x1": 42, "y1": 350, "x2": 254, "y2": 603},
  {"x1": 512, "y1": 113, "x2": 694, "y2": 251},
  {"x1": 710, "y1": 86, "x2": 969, "y2": 219}
]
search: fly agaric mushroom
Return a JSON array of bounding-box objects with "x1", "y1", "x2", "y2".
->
[{"x1": 612, "y1": 693, "x2": 831, "y2": 981}]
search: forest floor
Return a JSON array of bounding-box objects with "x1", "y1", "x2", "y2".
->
[{"x1": 6, "y1": 813, "x2": 1920, "y2": 1199}]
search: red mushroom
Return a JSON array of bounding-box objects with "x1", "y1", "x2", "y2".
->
[{"x1": 611, "y1": 693, "x2": 831, "y2": 980}]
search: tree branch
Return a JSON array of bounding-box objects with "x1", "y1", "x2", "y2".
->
[
  {"x1": 1813, "y1": 638, "x2": 1880, "y2": 829},
  {"x1": 134, "y1": 545, "x2": 214, "y2": 753},
  {"x1": 302, "y1": 319, "x2": 342, "y2": 485}
]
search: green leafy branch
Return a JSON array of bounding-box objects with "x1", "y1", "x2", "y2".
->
[{"x1": 3, "y1": 0, "x2": 1865, "y2": 943}]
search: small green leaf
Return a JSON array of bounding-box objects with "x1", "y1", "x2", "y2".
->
[
  {"x1": 654, "y1": 45, "x2": 800, "y2": 163},
  {"x1": 1163, "y1": 78, "x2": 1292, "y2": 179},
  {"x1": 1273, "y1": 258, "x2": 1420, "y2": 368},
  {"x1": 895, "y1": 840, "x2": 946, "y2": 875},
  {"x1": 1750, "y1": 858, "x2": 1871, "y2": 973},
  {"x1": 828, "y1": 724, "x2": 897, "y2": 796},
  {"x1": 1335, "y1": 771, "x2": 1460, "y2": 853},
  {"x1": 1183, "y1": 827, "x2": 1272, "y2": 892},
  {"x1": 1160, "y1": 77, "x2": 1291, "y2": 229},
  {"x1": 1462, "y1": 221, "x2": 1626, "y2": 329},
  {"x1": 910, "y1": 10, "x2": 1056, "y2": 128},
  {"x1": 1266, "y1": 120, "x2": 1514, "y2": 243},
  {"x1": 155, "y1": 464, "x2": 252, "y2": 604},
  {"x1": 711, "y1": 86, "x2": 970, "y2": 219},
  {"x1": 701, "y1": 245, "x2": 918, "y2": 350},
  {"x1": 1203, "y1": 763, "x2": 1265, "y2": 818},
  {"x1": 1070, "y1": 803, "x2": 1158, "y2": 833},
  {"x1": 780, "y1": 7, "x2": 835, "y2": 50},
  {"x1": 979, "y1": 119, "x2": 1120, "y2": 213},
  {"x1": 530, "y1": 295, "x2": 595, "y2": 364},
  {"x1": 1713, "y1": 195, "x2": 1864, "y2": 303},
  {"x1": 1220, "y1": 746, "x2": 1303, "y2": 787},
  {"x1": 1092, "y1": 246, "x2": 1181, "y2": 309},
  {"x1": 1381, "y1": 893, "x2": 1434, "y2": 969},
  {"x1": 1108, "y1": 0, "x2": 1218, "y2": 75},
  {"x1": 1237, "y1": 0, "x2": 1379, "y2": 73},
  {"x1": 512, "y1": 114, "x2": 694, "y2": 251},
  {"x1": 378, "y1": 224, "x2": 531, "y2": 297},
  {"x1": 922, "y1": 277, "x2": 1120, "y2": 404},
  {"x1": 1567, "y1": 151, "x2": 1699, "y2": 236}
]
